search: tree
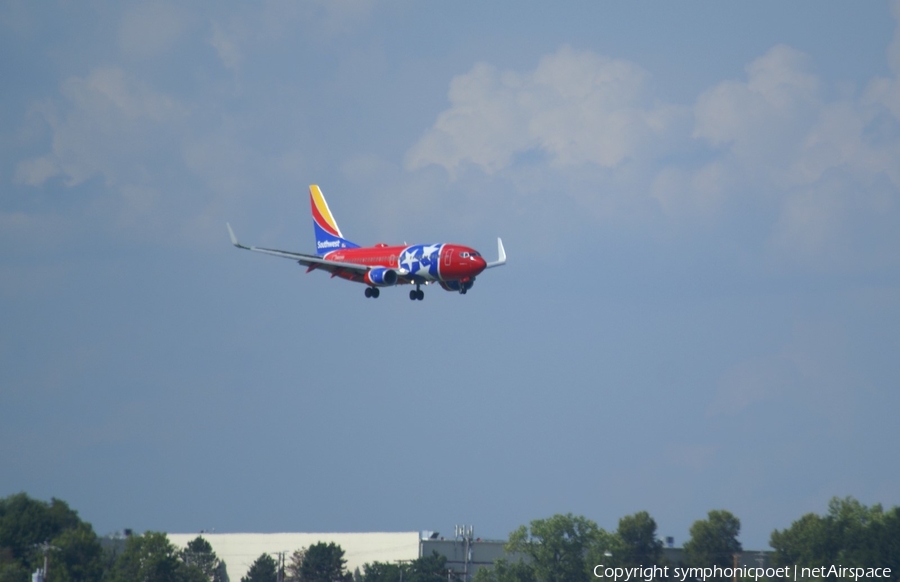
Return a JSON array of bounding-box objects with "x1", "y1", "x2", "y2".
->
[
  {"x1": 357, "y1": 560, "x2": 402, "y2": 582},
  {"x1": 610, "y1": 511, "x2": 663, "y2": 568},
  {"x1": 51, "y1": 523, "x2": 105, "y2": 582},
  {"x1": 291, "y1": 542, "x2": 351, "y2": 582},
  {"x1": 683, "y1": 510, "x2": 741, "y2": 576},
  {"x1": 406, "y1": 551, "x2": 456, "y2": 582},
  {"x1": 286, "y1": 549, "x2": 305, "y2": 582},
  {"x1": 215, "y1": 560, "x2": 231, "y2": 582},
  {"x1": 823, "y1": 497, "x2": 900, "y2": 567},
  {"x1": 769, "y1": 512, "x2": 833, "y2": 566},
  {"x1": 181, "y1": 536, "x2": 223, "y2": 581},
  {"x1": 242, "y1": 554, "x2": 277, "y2": 582},
  {"x1": 505, "y1": 513, "x2": 612, "y2": 582},
  {"x1": 0, "y1": 493, "x2": 103, "y2": 582},
  {"x1": 359, "y1": 552, "x2": 457, "y2": 582},
  {"x1": 865, "y1": 505, "x2": 900, "y2": 570},
  {"x1": 472, "y1": 559, "x2": 535, "y2": 582},
  {"x1": 0, "y1": 494, "x2": 80, "y2": 564},
  {"x1": 770, "y1": 497, "x2": 900, "y2": 571},
  {"x1": 106, "y1": 531, "x2": 207, "y2": 582},
  {"x1": 0, "y1": 561, "x2": 29, "y2": 582}
]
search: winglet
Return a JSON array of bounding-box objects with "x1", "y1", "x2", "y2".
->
[
  {"x1": 485, "y1": 237, "x2": 506, "y2": 268},
  {"x1": 226, "y1": 223, "x2": 250, "y2": 250}
]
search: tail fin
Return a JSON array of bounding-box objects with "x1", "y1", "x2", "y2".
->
[{"x1": 309, "y1": 185, "x2": 360, "y2": 255}]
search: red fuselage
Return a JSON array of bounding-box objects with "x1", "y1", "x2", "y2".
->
[{"x1": 323, "y1": 243, "x2": 487, "y2": 288}]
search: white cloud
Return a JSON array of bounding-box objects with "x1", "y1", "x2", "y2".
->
[
  {"x1": 206, "y1": 1, "x2": 374, "y2": 77},
  {"x1": 18, "y1": 67, "x2": 185, "y2": 188},
  {"x1": 405, "y1": 62, "x2": 531, "y2": 175},
  {"x1": 62, "y1": 67, "x2": 180, "y2": 123},
  {"x1": 406, "y1": 30, "x2": 900, "y2": 270},
  {"x1": 14, "y1": 156, "x2": 59, "y2": 186},
  {"x1": 694, "y1": 43, "x2": 899, "y2": 187},
  {"x1": 406, "y1": 46, "x2": 683, "y2": 176},
  {"x1": 694, "y1": 45, "x2": 821, "y2": 178},
  {"x1": 118, "y1": 2, "x2": 188, "y2": 59},
  {"x1": 260, "y1": 0, "x2": 375, "y2": 40},
  {"x1": 210, "y1": 21, "x2": 244, "y2": 72},
  {"x1": 865, "y1": 1, "x2": 900, "y2": 124},
  {"x1": 771, "y1": 188, "x2": 846, "y2": 261},
  {"x1": 692, "y1": 41, "x2": 900, "y2": 266},
  {"x1": 12, "y1": 67, "x2": 196, "y2": 246},
  {"x1": 0, "y1": 211, "x2": 72, "y2": 263},
  {"x1": 890, "y1": 0, "x2": 900, "y2": 76},
  {"x1": 651, "y1": 161, "x2": 727, "y2": 222}
]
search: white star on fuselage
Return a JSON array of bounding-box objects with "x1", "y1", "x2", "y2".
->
[
  {"x1": 422, "y1": 244, "x2": 440, "y2": 260},
  {"x1": 400, "y1": 249, "x2": 417, "y2": 271},
  {"x1": 416, "y1": 262, "x2": 432, "y2": 277}
]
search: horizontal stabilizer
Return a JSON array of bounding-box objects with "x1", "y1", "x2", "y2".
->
[{"x1": 226, "y1": 221, "x2": 375, "y2": 280}]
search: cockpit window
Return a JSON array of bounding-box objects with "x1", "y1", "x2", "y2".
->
[{"x1": 460, "y1": 252, "x2": 470, "y2": 258}]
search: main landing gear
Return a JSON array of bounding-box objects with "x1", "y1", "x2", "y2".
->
[
  {"x1": 364, "y1": 287, "x2": 380, "y2": 298},
  {"x1": 409, "y1": 284, "x2": 424, "y2": 301}
]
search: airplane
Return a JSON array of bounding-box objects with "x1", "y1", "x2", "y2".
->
[{"x1": 227, "y1": 185, "x2": 506, "y2": 300}]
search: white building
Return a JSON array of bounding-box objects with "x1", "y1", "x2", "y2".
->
[{"x1": 168, "y1": 532, "x2": 420, "y2": 581}]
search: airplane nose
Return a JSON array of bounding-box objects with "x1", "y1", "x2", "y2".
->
[{"x1": 474, "y1": 256, "x2": 487, "y2": 273}]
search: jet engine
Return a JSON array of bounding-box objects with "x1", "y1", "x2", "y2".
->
[
  {"x1": 364, "y1": 267, "x2": 399, "y2": 286},
  {"x1": 440, "y1": 278, "x2": 475, "y2": 293}
]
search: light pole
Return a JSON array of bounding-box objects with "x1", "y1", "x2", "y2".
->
[{"x1": 35, "y1": 542, "x2": 59, "y2": 582}]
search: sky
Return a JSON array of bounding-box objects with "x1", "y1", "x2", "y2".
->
[{"x1": 2, "y1": 0, "x2": 900, "y2": 552}]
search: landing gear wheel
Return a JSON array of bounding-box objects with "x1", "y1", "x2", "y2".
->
[
  {"x1": 365, "y1": 287, "x2": 373, "y2": 298},
  {"x1": 372, "y1": 287, "x2": 380, "y2": 298},
  {"x1": 409, "y1": 290, "x2": 417, "y2": 301},
  {"x1": 416, "y1": 289, "x2": 424, "y2": 301},
  {"x1": 460, "y1": 288, "x2": 467, "y2": 295}
]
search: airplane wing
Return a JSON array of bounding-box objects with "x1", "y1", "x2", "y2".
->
[
  {"x1": 227, "y1": 223, "x2": 374, "y2": 280},
  {"x1": 485, "y1": 237, "x2": 507, "y2": 269}
]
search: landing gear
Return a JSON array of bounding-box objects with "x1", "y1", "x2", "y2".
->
[
  {"x1": 365, "y1": 287, "x2": 380, "y2": 298},
  {"x1": 409, "y1": 285, "x2": 424, "y2": 301}
]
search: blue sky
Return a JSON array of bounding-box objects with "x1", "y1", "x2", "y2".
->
[{"x1": 2, "y1": 0, "x2": 900, "y2": 551}]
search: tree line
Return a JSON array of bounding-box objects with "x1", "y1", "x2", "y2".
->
[
  {"x1": 238, "y1": 544, "x2": 456, "y2": 582},
  {"x1": 0, "y1": 492, "x2": 453, "y2": 582},
  {"x1": 473, "y1": 510, "x2": 741, "y2": 582},
  {"x1": 1, "y1": 492, "x2": 898, "y2": 582},
  {"x1": 475, "y1": 499, "x2": 900, "y2": 582}
]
